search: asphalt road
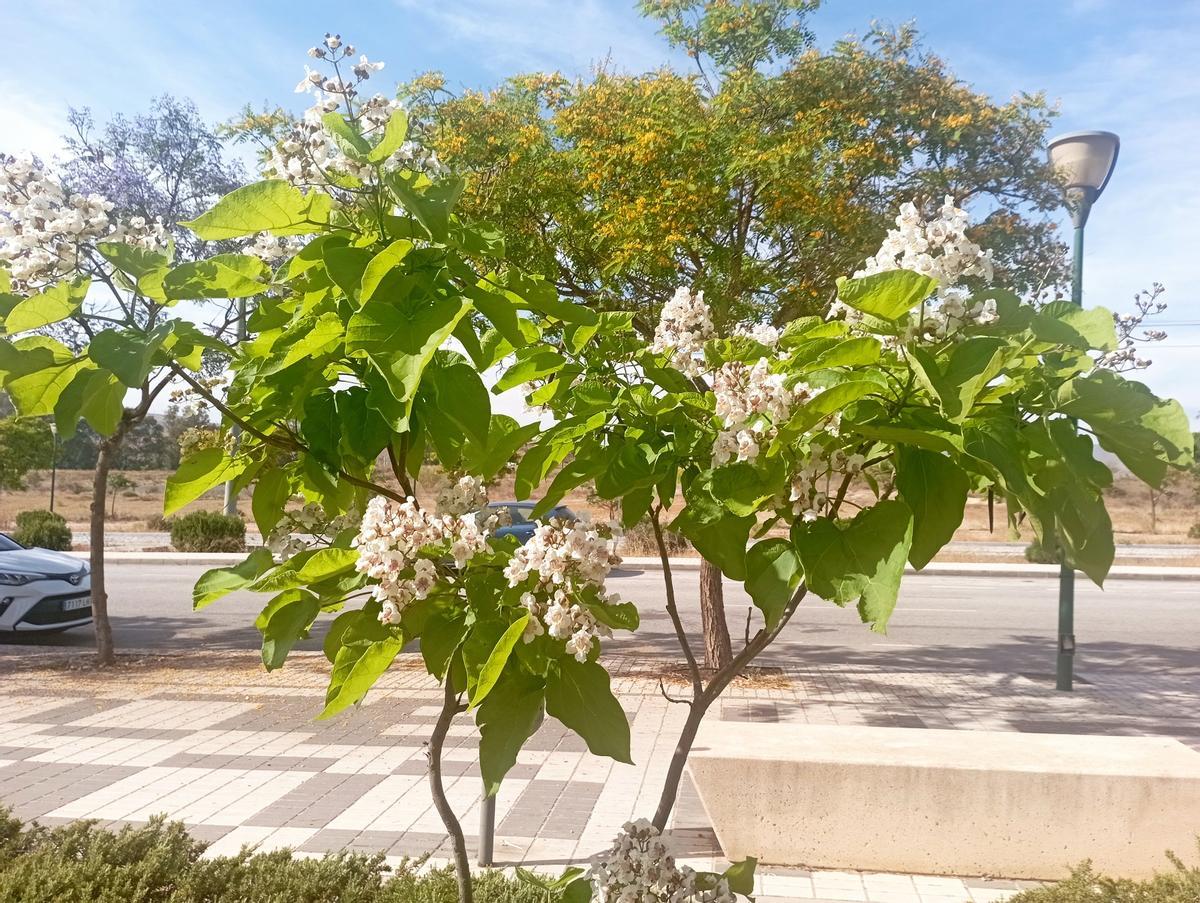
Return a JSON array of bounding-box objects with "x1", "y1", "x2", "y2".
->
[{"x1": 2, "y1": 563, "x2": 1196, "y2": 685}]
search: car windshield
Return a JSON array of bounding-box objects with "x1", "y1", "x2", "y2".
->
[{"x1": 0, "y1": 533, "x2": 22, "y2": 552}]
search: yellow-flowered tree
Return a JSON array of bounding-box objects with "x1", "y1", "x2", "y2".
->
[{"x1": 386, "y1": 1, "x2": 1070, "y2": 667}]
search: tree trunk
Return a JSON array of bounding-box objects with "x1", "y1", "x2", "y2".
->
[
  {"x1": 428, "y1": 678, "x2": 473, "y2": 903},
  {"x1": 91, "y1": 437, "x2": 117, "y2": 667},
  {"x1": 699, "y1": 558, "x2": 732, "y2": 670}
]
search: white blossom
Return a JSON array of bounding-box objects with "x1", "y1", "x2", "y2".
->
[
  {"x1": 504, "y1": 517, "x2": 622, "y2": 661},
  {"x1": 435, "y1": 474, "x2": 488, "y2": 517},
  {"x1": 265, "y1": 39, "x2": 448, "y2": 190},
  {"x1": 590, "y1": 820, "x2": 734, "y2": 903},
  {"x1": 833, "y1": 196, "x2": 998, "y2": 340},
  {"x1": 732, "y1": 321, "x2": 780, "y2": 348},
  {"x1": 711, "y1": 358, "x2": 818, "y2": 465},
  {"x1": 354, "y1": 495, "x2": 489, "y2": 620},
  {"x1": 0, "y1": 153, "x2": 115, "y2": 290},
  {"x1": 650, "y1": 286, "x2": 715, "y2": 377}
]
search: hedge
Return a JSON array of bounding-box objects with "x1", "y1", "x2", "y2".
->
[
  {"x1": 0, "y1": 808, "x2": 1194, "y2": 902},
  {"x1": 0, "y1": 809, "x2": 547, "y2": 902},
  {"x1": 1009, "y1": 849, "x2": 1200, "y2": 902},
  {"x1": 169, "y1": 511, "x2": 246, "y2": 553},
  {"x1": 10, "y1": 510, "x2": 71, "y2": 551}
]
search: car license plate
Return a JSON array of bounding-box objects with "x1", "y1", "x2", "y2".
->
[{"x1": 62, "y1": 597, "x2": 90, "y2": 611}]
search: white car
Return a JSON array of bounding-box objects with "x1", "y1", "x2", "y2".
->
[{"x1": 0, "y1": 533, "x2": 92, "y2": 632}]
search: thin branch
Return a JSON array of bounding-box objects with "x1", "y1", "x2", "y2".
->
[{"x1": 650, "y1": 506, "x2": 703, "y2": 698}]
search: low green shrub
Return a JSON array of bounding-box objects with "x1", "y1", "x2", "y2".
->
[
  {"x1": 1188, "y1": 522, "x2": 1200, "y2": 540},
  {"x1": 0, "y1": 808, "x2": 548, "y2": 902},
  {"x1": 169, "y1": 511, "x2": 246, "y2": 553},
  {"x1": 1024, "y1": 538, "x2": 1060, "y2": 564},
  {"x1": 10, "y1": 510, "x2": 71, "y2": 551},
  {"x1": 1010, "y1": 848, "x2": 1200, "y2": 902}
]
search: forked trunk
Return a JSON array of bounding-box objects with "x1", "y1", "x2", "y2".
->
[{"x1": 429, "y1": 677, "x2": 473, "y2": 903}]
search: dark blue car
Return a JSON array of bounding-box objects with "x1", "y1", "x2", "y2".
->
[{"x1": 485, "y1": 501, "x2": 577, "y2": 544}]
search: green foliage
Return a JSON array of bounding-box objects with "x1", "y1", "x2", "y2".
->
[
  {"x1": 1189, "y1": 523, "x2": 1200, "y2": 540},
  {"x1": 7, "y1": 43, "x2": 1184, "y2": 855},
  {"x1": 11, "y1": 510, "x2": 72, "y2": 551},
  {"x1": 0, "y1": 808, "x2": 551, "y2": 903},
  {"x1": 0, "y1": 416, "x2": 53, "y2": 491},
  {"x1": 169, "y1": 511, "x2": 246, "y2": 553},
  {"x1": 1008, "y1": 849, "x2": 1200, "y2": 902}
]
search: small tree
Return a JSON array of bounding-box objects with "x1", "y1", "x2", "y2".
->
[
  {"x1": 0, "y1": 97, "x2": 244, "y2": 666},
  {"x1": 15, "y1": 32, "x2": 1192, "y2": 903},
  {"x1": 0, "y1": 415, "x2": 52, "y2": 492},
  {"x1": 109, "y1": 473, "x2": 134, "y2": 517},
  {"x1": 400, "y1": 2, "x2": 1070, "y2": 669}
]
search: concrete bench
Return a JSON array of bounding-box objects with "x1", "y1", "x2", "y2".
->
[{"x1": 687, "y1": 722, "x2": 1200, "y2": 880}]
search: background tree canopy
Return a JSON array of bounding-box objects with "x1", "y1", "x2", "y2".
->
[{"x1": 401, "y1": 2, "x2": 1066, "y2": 328}]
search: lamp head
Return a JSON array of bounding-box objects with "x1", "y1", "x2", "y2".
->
[{"x1": 1047, "y1": 130, "x2": 1120, "y2": 226}]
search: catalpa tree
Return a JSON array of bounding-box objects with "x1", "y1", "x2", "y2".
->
[
  {"x1": 145, "y1": 37, "x2": 747, "y2": 903},
  {"x1": 27, "y1": 34, "x2": 1191, "y2": 903}
]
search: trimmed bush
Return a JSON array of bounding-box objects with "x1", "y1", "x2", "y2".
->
[
  {"x1": 1010, "y1": 848, "x2": 1200, "y2": 901},
  {"x1": 0, "y1": 808, "x2": 548, "y2": 902},
  {"x1": 10, "y1": 510, "x2": 71, "y2": 551},
  {"x1": 169, "y1": 511, "x2": 246, "y2": 553},
  {"x1": 1189, "y1": 522, "x2": 1200, "y2": 540}
]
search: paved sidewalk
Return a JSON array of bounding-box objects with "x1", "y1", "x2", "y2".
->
[{"x1": 0, "y1": 649, "x2": 1195, "y2": 902}]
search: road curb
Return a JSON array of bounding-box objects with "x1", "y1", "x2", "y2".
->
[{"x1": 67, "y1": 551, "x2": 1200, "y2": 580}]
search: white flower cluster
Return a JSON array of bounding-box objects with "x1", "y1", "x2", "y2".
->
[
  {"x1": 435, "y1": 474, "x2": 489, "y2": 517},
  {"x1": 907, "y1": 286, "x2": 998, "y2": 340},
  {"x1": 354, "y1": 494, "x2": 489, "y2": 625},
  {"x1": 0, "y1": 153, "x2": 114, "y2": 289},
  {"x1": 732, "y1": 321, "x2": 780, "y2": 348},
  {"x1": 246, "y1": 231, "x2": 305, "y2": 264},
  {"x1": 266, "y1": 502, "x2": 360, "y2": 560},
  {"x1": 590, "y1": 820, "x2": 734, "y2": 903},
  {"x1": 505, "y1": 517, "x2": 622, "y2": 662},
  {"x1": 264, "y1": 37, "x2": 445, "y2": 188},
  {"x1": 855, "y1": 197, "x2": 994, "y2": 290},
  {"x1": 650, "y1": 286, "x2": 715, "y2": 377},
  {"x1": 788, "y1": 446, "x2": 865, "y2": 522},
  {"x1": 832, "y1": 197, "x2": 999, "y2": 340},
  {"x1": 712, "y1": 358, "x2": 820, "y2": 466},
  {"x1": 112, "y1": 214, "x2": 169, "y2": 253}
]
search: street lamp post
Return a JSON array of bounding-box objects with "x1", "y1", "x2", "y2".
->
[
  {"x1": 48, "y1": 422, "x2": 58, "y2": 514},
  {"x1": 222, "y1": 297, "x2": 247, "y2": 518},
  {"x1": 1046, "y1": 130, "x2": 1120, "y2": 692}
]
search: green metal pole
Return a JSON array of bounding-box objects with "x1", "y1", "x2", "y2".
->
[
  {"x1": 222, "y1": 297, "x2": 247, "y2": 517},
  {"x1": 1056, "y1": 195, "x2": 1091, "y2": 692}
]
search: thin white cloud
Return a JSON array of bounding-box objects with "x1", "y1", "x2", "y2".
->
[
  {"x1": 1049, "y1": 12, "x2": 1200, "y2": 425},
  {"x1": 391, "y1": 0, "x2": 673, "y2": 79}
]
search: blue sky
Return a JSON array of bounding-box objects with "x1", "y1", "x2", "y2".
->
[{"x1": 2, "y1": 0, "x2": 1198, "y2": 425}]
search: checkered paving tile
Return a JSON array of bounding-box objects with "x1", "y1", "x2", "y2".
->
[{"x1": 0, "y1": 648, "x2": 1196, "y2": 902}]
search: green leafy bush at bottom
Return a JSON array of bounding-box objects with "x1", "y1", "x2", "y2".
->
[
  {"x1": 10, "y1": 510, "x2": 71, "y2": 551},
  {"x1": 169, "y1": 511, "x2": 246, "y2": 553},
  {"x1": 0, "y1": 808, "x2": 551, "y2": 902},
  {"x1": 1024, "y1": 538, "x2": 1060, "y2": 565},
  {"x1": 1188, "y1": 522, "x2": 1200, "y2": 540},
  {"x1": 1009, "y1": 847, "x2": 1200, "y2": 902}
]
